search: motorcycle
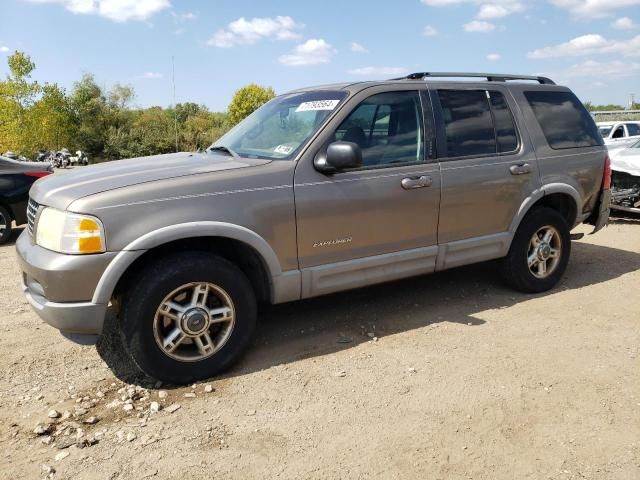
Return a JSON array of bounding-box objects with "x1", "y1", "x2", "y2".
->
[{"x1": 69, "y1": 150, "x2": 89, "y2": 166}]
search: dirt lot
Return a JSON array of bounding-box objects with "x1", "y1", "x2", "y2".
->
[{"x1": 1, "y1": 220, "x2": 639, "y2": 480}]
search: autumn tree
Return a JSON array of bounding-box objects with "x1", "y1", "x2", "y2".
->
[{"x1": 227, "y1": 84, "x2": 275, "y2": 126}]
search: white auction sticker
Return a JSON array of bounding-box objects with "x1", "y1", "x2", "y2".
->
[
  {"x1": 273, "y1": 145, "x2": 294, "y2": 155},
  {"x1": 295, "y1": 100, "x2": 340, "y2": 112}
]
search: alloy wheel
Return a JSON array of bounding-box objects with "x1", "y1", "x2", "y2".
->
[
  {"x1": 527, "y1": 225, "x2": 562, "y2": 279},
  {"x1": 153, "y1": 282, "x2": 236, "y2": 362}
]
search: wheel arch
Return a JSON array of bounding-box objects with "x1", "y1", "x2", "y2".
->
[
  {"x1": 92, "y1": 222, "x2": 285, "y2": 306},
  {"x1": 509, "y1": 184, "x2": 581, "y2": 238}
]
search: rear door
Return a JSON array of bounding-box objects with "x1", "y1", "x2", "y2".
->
[{"x1": 431, "y1": 85, "x2": 540, "y2": 268}]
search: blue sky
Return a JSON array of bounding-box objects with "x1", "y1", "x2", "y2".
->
[{"x1": 1, "y1": 0, "x2": 638, "y2": 111}]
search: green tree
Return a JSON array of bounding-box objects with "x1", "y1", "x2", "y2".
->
[
  {"x1": 227, "y1": 84, "x2": 275, "y2": 126},
  {"x1": 0, "y1": 51, "x2": 41, "y2": 153},
  {"x1": 70, "y1": 73, "x2": 108, "y2": 157},
  {"x1": 24, "y1": 83, "x2": 76, "y2": 153}
]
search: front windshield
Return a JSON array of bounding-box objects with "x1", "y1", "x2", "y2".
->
[
  {"x1": 210, "y1": 90, "x2": 348, "y2": 160},
  {"x1": 598, "y1": 126, "x2": 612, "y2": 137}
]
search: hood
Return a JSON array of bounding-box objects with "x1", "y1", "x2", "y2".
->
[
  {"x1": 31, "y1": 152, "x2": 269, "y2": 210},
  {"x1": 611, "y1": 149, "x2": 640, "y2": 177}
]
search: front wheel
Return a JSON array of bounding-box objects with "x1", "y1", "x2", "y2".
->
[
  {"x1": 120, "y1": 252, "x2": 257, "y2": 384},
  {"x1": 0, "y1": 206, "x2": 13, "y2": 245},
  {"x1": 500, "y1": 207, "x2": 571, "y2": 293}
]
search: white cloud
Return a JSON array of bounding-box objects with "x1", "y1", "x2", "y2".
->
[
  {"x1": 28, "y1": 0, "x2": 170, "y2": 22},
  {"x1": 464, "y1": 20, "x2": 496, "y2": 32},
  {"x1": 528, "y1": 33, "x2": 640, "y2": 58},
  {"x1": 611, "y1": 16, "x2": 637, "y2": 29},
  {"x1": 423, "y1": 25, "x2": 438, "y2": 36},
  {"x1": 350, "y1": 42, "x2": 369, "y2": 53},
  {"x1": 207, "y1": 16, "x2": 302, "y2": 48},
  {"x1": 140, "y1": 72, "x2": 163, "y2": 79},
  {"x1": 477, "y1": 3, "x2": 524, "y2": 19},
  {"x1": 171, "y1": 11, "x2": 196, "y2": 21},
  {"x1": 422, "y1": 0, "x2": 525, "y2": 19},
  {"x1": 0, "y1": 46, "x2": 9, "y2": 54},
  {"x1": 487, "y1": 53, "x2": 501, "y2": 61},
  {"x1": 561, "y1": 59, "x2": 640, "y2": 78},
  {"x1": 548, "y1": 0, "x2": 640, "y2": 19},
  {"x1": 278, "y1": 39, "x2": 335, "y2": 66},
  {"x1": 348, "y1": 66, "x2": 408, "y2": 76}
]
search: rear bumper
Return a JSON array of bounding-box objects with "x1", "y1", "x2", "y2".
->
[{"x1": 590, "y1": 188, "x2": 611, "y2": 234}]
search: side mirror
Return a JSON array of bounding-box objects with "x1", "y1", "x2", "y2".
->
[{"x1": 314, "y1": 141, "x2": 363, "y2": 173}]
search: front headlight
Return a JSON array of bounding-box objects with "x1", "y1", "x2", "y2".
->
[{"x1": 36, "y1": 208, "x2": 106, "y2": 254}]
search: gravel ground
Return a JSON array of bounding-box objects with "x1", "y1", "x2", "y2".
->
[{"x1": 1, "y1": 220, "x2": 639, "y2": 480}]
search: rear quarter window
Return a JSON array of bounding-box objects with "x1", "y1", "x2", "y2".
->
[{"x1": 524, "y1": 91, "x2": 603, "y2": 149}]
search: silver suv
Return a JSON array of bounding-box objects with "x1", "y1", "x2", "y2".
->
[{"x1": 17, "y1": 72, "x2": 611, "y2": 383}]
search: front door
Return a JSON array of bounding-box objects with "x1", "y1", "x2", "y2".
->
[{"x1": 294, "y1": 87, "x2": 441, "y2": 298}]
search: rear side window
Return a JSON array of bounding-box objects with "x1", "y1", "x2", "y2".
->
[
  {"x1": 438, "y1": 90, "x2": 495, "y2": 157},
  {"x1": 524, "y1": 91, "x2": 602, "y2": 149},
  {"x1": 489, "y1": 92, "x2": 518, "y2": 153},
  {"x1": 437, "y1": 89, "x2": 519, "y2": 158}
]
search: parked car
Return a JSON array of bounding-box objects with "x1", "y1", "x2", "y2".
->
[
  {"x1": 597, "y1": 121, "x2": 640, "y2": 154},
  {"x1": 17, "y1": 72, "x2": 610, "y2": 383},
  {"x1": 0, "y1": 156, "x2": 53, "y2": 244},
  {"x1": 610, "y1": 139, "x2": 640, "y2": 215}
]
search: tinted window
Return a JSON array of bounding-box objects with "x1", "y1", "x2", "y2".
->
[
  {"x1": 438, "y1": 90, "x2": 495, "y2": 157},
  {"x1": 524, "y1": 91, "x2": 602, "y2": 149},
  {"x1": 335, "y1": 91, "x2": 424, "y2": 167},
  {"x1": 489, "y1": 92, "x2": 518, "y2": 152},
  {"x1": 626, "y1": 123, "x2": 640, "y2": 136}
]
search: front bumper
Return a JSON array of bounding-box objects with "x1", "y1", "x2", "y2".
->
[
  {"x1": 22, "y1": 281, "x2": 107, "y2": 340},
  {"x1": 16, "y1": 230, "x2": 115, "y2": 340}
]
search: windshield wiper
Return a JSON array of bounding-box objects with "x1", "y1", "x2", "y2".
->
[{"x1": 208, "y1": 145, "x2": 240, "y2": 160}]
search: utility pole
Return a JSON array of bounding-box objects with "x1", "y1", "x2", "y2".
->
[{"x1": 172, "y1": 56, "x2": 178, "y2": 152}]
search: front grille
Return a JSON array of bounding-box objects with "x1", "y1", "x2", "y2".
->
[{"x1": 27, "y1": 198, "x2": 39, "y2": 237}]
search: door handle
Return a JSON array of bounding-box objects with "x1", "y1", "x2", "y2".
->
[
  {"x1": 401, "y1": 175, "x2": 432, "y2": 190},
  {"x1": 509, "y1": 163, "x2": 532, "y2": 175}
]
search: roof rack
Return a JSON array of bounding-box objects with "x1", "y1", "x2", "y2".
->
[{"x1": 390, "y1": 72, "x2": 555, "y2": 85}]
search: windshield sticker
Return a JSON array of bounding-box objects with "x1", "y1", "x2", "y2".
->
[
  {"x1": 295, "y1": 100, "x2": 340, "y2": 112},
  {"x1": 273, "y1": 145, "x2": 294, "y2": 155}
]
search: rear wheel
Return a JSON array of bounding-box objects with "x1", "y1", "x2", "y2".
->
[
  {"x1": 0, "y1": 206, "x2": 12, "y2": 245},
  {"x1": 500, "y1": 207, "x2": 571, "y2": 293},
  {"x1": 120, "y1": 252, "x2": 257, "y2": 384}
]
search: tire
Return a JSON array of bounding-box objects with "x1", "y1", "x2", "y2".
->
[
  {"x1": 500, "y1": 207, "x2": 571, "y2": 293},
  {"x1": 0, "y1": 206, "x2": 13, "y2": 245},
  {"x1": 120, "y1": 251, "x2": 257, "y2": 384}
]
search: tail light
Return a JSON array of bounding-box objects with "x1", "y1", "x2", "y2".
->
[
  {"x1": 24, "y1": 171, "x2": 51, "y2": 179},
  {"x1": 602, "y1": 155, "x2": 611, "y2": 190}
]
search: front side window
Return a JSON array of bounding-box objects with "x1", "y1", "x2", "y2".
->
[
  {"x1": 524, "y1": 91, "x2": 602, "y2": 149},
  {"x1": 437, "y1": 90, "x2": 496, "y2": 158},
  {"x1": 211, "y1": 91, "x2": 347, "y2": 160},
  {"x1": 626, "y1": 123, "x2": 640, "y2": 136},
  {"x1": 334, "y1": 91, "x2": 424, "y2": 167}
]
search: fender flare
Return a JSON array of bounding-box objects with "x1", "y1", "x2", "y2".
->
[
  {"x1": 91, "y1": 222, "x2": 283, "y2": 305},
  {"x1": 508, "y1": 183, "x2": 581, "y2": 236}
]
